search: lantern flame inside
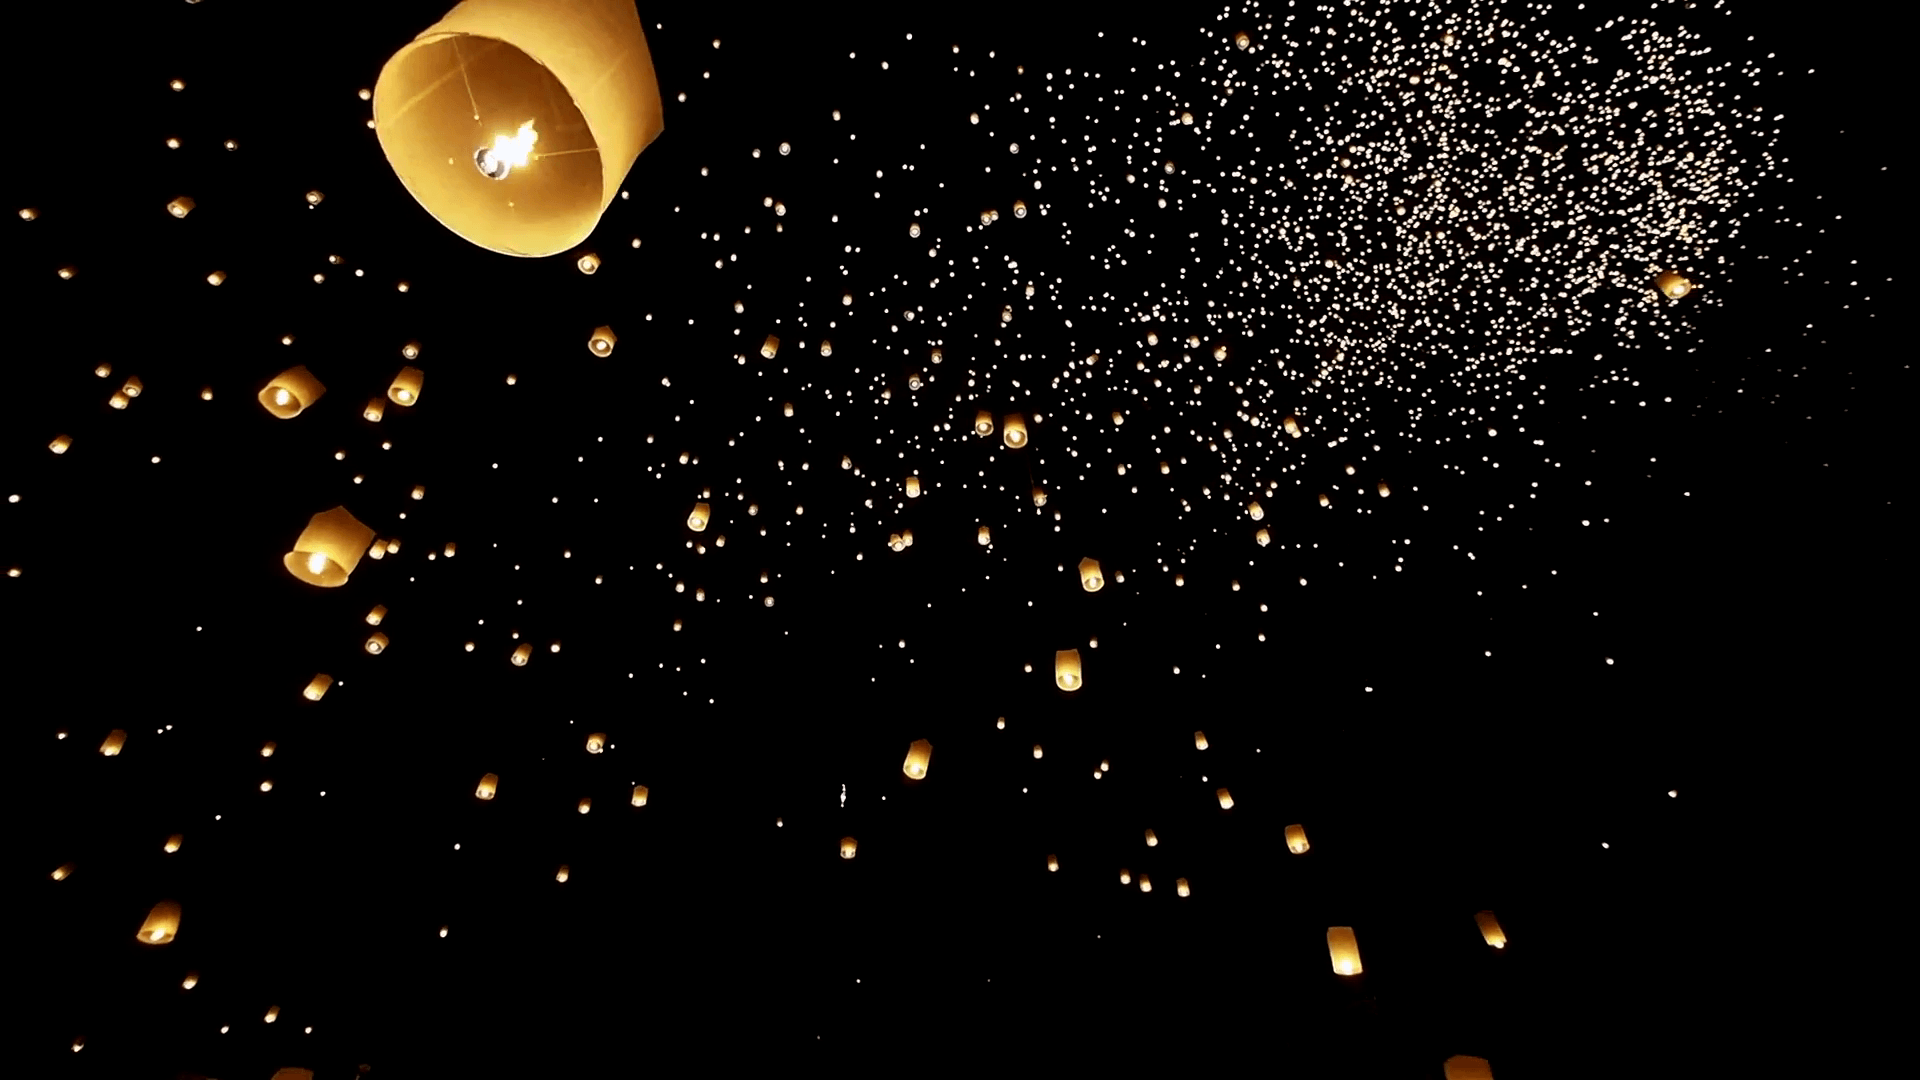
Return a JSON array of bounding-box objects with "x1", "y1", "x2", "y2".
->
[{"x1": 476, "y1": 120, "x2": 538, "y2": 179}]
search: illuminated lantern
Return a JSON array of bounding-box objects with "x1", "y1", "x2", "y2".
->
[
  {"x1": 1002, "y1": 414, "x2": 1028, "y2": 448},
  {"x1": 476, "y1": 773, "x2": 498, "y2": 800},
  {"x1": 1139, "y1": 875, "x2": 1152, "y2": 893},
  {"x1": 164, "y1": 834, "x2": 183, "y2": 853},
  {"x1": 120, "y1": 376, "x2": 143, "y2": 399},
  {"x1": 1046, "y1": 854, "x2": 1059, "y2": 871},
  {"x1": 511, "y1": 644, "x2": 532, "y2": 666},
  {"x1": 1032, "y1": 486, "x2": 1047, "y2": 508},
  {"x1": 136, "y1": 901, "x2": 181, "y2": 945},
  {"x1": 1655, "y1": 271, "x2": 1692, "y2": 299},
  {"x1": 364, "y1": 397, "x2": 386, "y2": 422},
  {"x1": 974, "y1": 411, "x2": 994, "y2": 437},
  {"x1": 109, "y1": 391, "x2": 130, "y2": 410},
  {"x1": 1443, "y1": 1056, "x2": 1495, "y2": 1080},
  {"x1": 902, "y1": 738, "x2": 933, "y2": 779},
  {"x1": 588, "y1": 325, "x2": 616, "y2": 356},
  {"x1": 303, "y1": 675, "x2": 333, "y2": 701},
  {"x1": 306, "y1": 190, "x2": 325, "y2": 206},
  {"x1": 182, "y1": 973, "x2": 199, "y2": 989},
  {"x1": 1216, "y1": 787, "x2": 1234, "y2": 810},
  {"x1": 51, "y1": 863, "x2": 75, "y2": 881},
  {"x1": 100, "y1": 730, "x2": 126, "y2": 756},
  {"x1": 577, "y1": 797, "x2": 592, "y2": 814},
  {"x1": 260, "y1": 742, "x2": 276, "y2": 758},
  {"x1": 206, "y1": 271, "x2": 227, "y2": 286},
  {"x1": 258, "y1": 365, "x2": 325, "y2": 419},
  {"x1": 586, "y1": 732, "x2": 606, "y2": 753},
  {"x1": 1235, "y1": 31, "x2": 1251, "y2": 48},
  {"x1": 576, "y1": 252, "x2": 600, "y2": 274},
  {"x1": 265, "y1": 1006, "x2": 280, "y2": 1023},
  {"x1": 1194, "y1": 731, "x2": 1208, "y2": 750},
  {"x1": 401, "y1": 341, "x2": 421, "y2": 361},
  {"x1": 819, "y1": 340, "x2": 833, "y2": 357},
  {"x1": 366, "y1": 605, "x2": 388, "y2": 626},
  {"x1": 905, "y1": 476, "x2": 921, "y2": 499},
  {"x1": 1475, "y1": 911, "x2": 1507, "y2": 949},
  {"x1": 1078, "y1": 558, "x2": 1104, "y2": 592},
  {"x1": 1286, "y1": 824, "x2": 1310, "y2": 854},
  {"x1": 50, "y1": 435, "x2": 71, "y2": 454},
  {"x1": 840, "y1": 837, "x2": 858, "y2": 859},
  {"x1": 1013, "y1": 199, "x2": 1027, "y2": 218},
  {"x1": 630, "y1": 784, "x2": 648, "y2": 807},
  {"x1": 1177, "y1": 878, "x2": 1192, "y2": 897},
  {"x1": 1119, "y1": 869, "x2": 1131, "y2": 885},
  {"x1": 556, "y1": 865, "x2": 570, "y2": 882},
  {"x1": 389, "y1": 366, "x2": 425, "y2": 406},
  {"x1": 1377, "y1": 481, "x2": 1391, "y2": 498},
  {"x1": 782, "y1": 402, "x2": 794, "y2": 417},
  {"x1": 1032, "y1": 745, "x2": 1043, "y2": 759},
  {"x1": 761, "y1": 334, "x2": 780, "y2": 359},
  {"x1": 166, "y1": 196, "x2": 194, "y2": 218},
  {"x1": 371, "y1": 0, "x2": 664, "y2": 256},
  {"x1": 411, "y1": 485, "x2": 427, "y2": 501},
  {"x1": 285, "y1": 506, "x2": 376, "y2": 586},
  {"x1": 1111, "y1": 411, "x2": 1125, "y2": 426},
  {"x1": 1247, "y1": 500, "x2": 1264, "y2": 521},
  {"x1": 1283, "y1": 415, "x2": 1301, "y2": 438},
  {"x1": 687, "y1": 502, "x2": 710, "y2": 531},
  {"x1": 1327, "y1": 927, "x2": 1363, "y2": 975},
  {"x1": 1054, "y1": 649, "x2": 1083, "y2": 691},
  {"x1": 365, "y1": 632, "x2": 390, "y2": 654},
  {"x1": 977, "y1": 525, "x2": 991, "y2": 546},
  {"x1": 1319, "y1": 493, "x2": 1331, "y2": 508},
  {"x1": 1144, "y1": 829, "x2": 1158, "y2": 847}
]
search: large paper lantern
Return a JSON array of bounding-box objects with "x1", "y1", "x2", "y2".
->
[
  {"x1": 1054, "y1": 649, "x2": 1083, "y2": 691},
  {"x1": 1475, "y1": 910, "x2": 1507, "y2": 949},
  {"x1": 371, "y1": 0, "x2": 665, "y2": 256},
  {"x1": 388, "y1": 366, "x2": 425, "y2": 406},
  {"x1": 259, "y1": 365, "x2": 325, "y2": 419},
  {"x1": 136, "y1": 900, "x2": 181, "y2": 945},
  {"x1": 588, "y1": 326, "x2": 617, "y2": 356},
  {"x1": 1285, "y1": 824, "x2": 1310, "y2": 854},
  {"x1": 284, "y1": 506, "x2": 376, "y2": 587},
  {"x1": 1655, "y1": 271, "x2": 1692, "y2": 299},
  {"x1": 840, "y1": 837, "x2": 858, "y2": 859},
  {"x1": 1078, "y1": 558, "x2": 1104, "y2": 592},
  {"x1": 475, "y1": 773, "x2": 498, "y2": 800},
  {"x1": 1327, "y1": 926, "x2": 1363, "y2": 975},
  {"x1": 100, "y1": 730, "x2": 127, "y2": 756},
  {"x1": 902, "y1": 738, "x2": 933, "y2": 779},
  {"x1": 687, "y1": 502, "x2": 710, "y2": 532},
  {"x1": 1002, "y1": 414, "x2": 1028, "y2": 448},
  {"x1": 630, "y1": 784, "x2": 649, "y2": 807}
]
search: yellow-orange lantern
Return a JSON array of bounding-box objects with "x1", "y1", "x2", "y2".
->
[
  {"x1": 303, "y1": 674, "x2": 333, "y2": 701},
  {"x1": 555, "y1": 865, "x2": 570, "y2": 882},
  {"x1": 974, "y1": 411, "x2": 994, "y2": 437},
  {"x1": 121, "y1": 376, "x2": 143, "y2": 399},
  {"x1": 476, "y1": 773, "x2": 498, "y2": 800},
  {"x1": 1144, "y1": 829, "x2": 1158, "y2": 847},
  {"x1": 1283, "y1": 415, "x2": 1301, "y2": 438},
  {"x1": 51, "y1": 863, "x2": 76, "y2": 881},
  {"x1": 1319, "y1": 493, "x2": 1331, "y2": 508},
  {"x1": 902, "y1": 738, "x2": 933, "y2": 779},
  {"x1": 167, "y1": 196, "x2": 195, "y2": 218},
  {"x1": 1247, "y1": 500, "x2": 1264, "y2": 521},
  {"x1": 1032, "y1": 486, "x2": 1047, "y2": 508},
  {"x1": 364, "y1": 397, "x2": 386, "y2": 422},
  {"x1": 1327, "y1": 926, "x2": 1363, "y2": 975},
  {"x1": 1475, "y1": 911, "x2": 1507, "y2": 949},
  {"x1": 687, "y1": 502, "x2": 710, "y2": 531},
  {"x1": 1138, "y1": 874, "x2": 1153, "y2": 893},
  {"x1": 905, "y1": 476, "x2": 921, "y2": 499},
  {"x1": 366, "y1": 604, "x2": 388, "y2": 626},
  {"x1": 100, "y1": 729, "x2": 127, "y2": 756},
  {"x1": 401, "y1": 341, "x2": 421, "y2": 360},
  {"x1": 206, "y1": 270, "x2": 227, "y2": 286},
  {"x1": 1194, "y1": 731, "x2": 1209, "y2": 750},
  {"x1": 630, "y1": 784, "x2": 649, "y2": 807},
  {"x1": 1443, "y1": 1056, "x2": 1495, "y2": 1080},
  {"x1": 1286, "y1": 824, "x2": 1310, "y2": 854},
  {"x1": 389, "y1": 366, "x2": 425, "y2": 406},
  {"x1": 1003, "y1": 414, "x2": 1028, "y2": 448},
  {"x1": 977, "y1": 525, "x2": 991, "y2": 546},
  {"x1": 371, "y1": 0, "x2": 664, "y2": 256},
  {"x1": 265, "y1": 1005, "x2": 280, "y2": 1023},
  {"x1": 182, "y1": 972, "x2": 199, "y2": 990},
  {"x1": 164, "y1": 834, "x2": 183, "y2": 853},
  {"x1": 259, "y1": 365, "x2": 325, "y2": 419},
  {"x1": 260, "y1": 742, "x2": 276, "y2": 758},
  {"x1": 1032, "y1": 744, "x2": 1044, "y2": 759},
  {"x1": 840, "y1": 837, "x2": 858, "y2": 859},
  {"x1": 511, "y1": 643, "x2": 532, "y2": 666},
  {"x1": 577, "y1": 797, "x2": 592, "y2": 814},
  {"x1": 365, "y1": 632, "x2": 390, "y2": 654},
  {"x1": 1119, "y1": 868, "x2": 1131, "y2": 885},
  {"x1": 576, "y1": 251, "x2": 600, "y2": 274},
  {"x1": 285, "y1": 506, "x2": 376, "y2": 586},
  {"x1": 588, "y1": 325, "x2": 616, "y2": 356},
  {"x1": 1216, "y1": 787, "x2": 1234, "y2": 810},
  {"x1": 1046, "y1": 854, "x2": 1059, "y2": 872},
  {"x1": 1054, "y1": 649, "x2": 1083, "y2": 691},
  {"x1": 50, "y1": 434, "x2": 72, "y2": 454},
  {"x1": 1655, "y1": 271, "x2": 1692, "y2": 299},
  {"x1": 1078, "y1": 558, "x2": 1104, "y2": 592},
  {"x1": 761, "y1": 334, "x2": 780, "y2": 359},
  {"x1": 137, "y1": 901, "x2": 182, "y2": 945},
  {"x1": 1377, "y1": 481, "x2": 1391, "y2": 498},
  {"x1": 586, "y1": 732, "x2": 606, "y2": 753}
]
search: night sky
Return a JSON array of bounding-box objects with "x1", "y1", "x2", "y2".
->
[{"x1": 4, "y1": 2, "x2": 1899, "y2": 1076}]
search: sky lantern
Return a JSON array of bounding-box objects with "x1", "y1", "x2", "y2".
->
[
  {"x1": 164, "y1": 834, "x2": 183, "y2": 854},
  {"x1": 366, "y1": 605, "x2": 388, "y2": 626},
  {"x1": 902, "y1": 738, "x2": 933, "y2": 779},
  {"x1": 1475, "y1": 911, "x2": 1507, "y2": 949},
  {"x1": 974, "y1": 411, "x2": 994, "y2": 437},
  {"x1": 630, "y1": 784, "x2": 649, "y2": 807},
  {"x1": 576, "y1": 252, "x2": 600, "y2": 274},
  {"x1": 905, "y1": 476, "x2": 921, "y2": 499},
  {"x1": 303, "y1": 674, "x2": 333, "y2": 701},
  {"x1": 977, "y1": 525, "x2": 991, "y2": 546},
  {"x1": 371, "y1": 0, "x2": 664, "y2": 256},
  {"x1": 364, "y1": 397, "x2": 386, "y2": 422},
  {"x1": 284, "y1": 506, "x2": 376, "y2": 587},
  {"x1": 475, "y1": 773, "x2": 498, "y2": 800},
  {"x1": 761, "y1": 334, "x2": 780, "y2": 359},
  {"x1": 1247, "y1": 500, "x2": 1264, "y2": 521},
  {"x1": 1144, "y1": 829, "x2": 1158, "y2": 847},
  {"x1": 1327, "y1": 927, "x2": 1363, "y2": 975},
  {"x1": 1194, "y1": 731, "x2": 1208, "y2": 750},
  {"x1": 1655, "y1": 271, "x2": 1692, "y2": 298},
  {"x1": 49, "y1": 435, "x2": 72, "y2": 454},
  {"x1": 136, "y1": 901, "x2": 181, "y2": 945},
  {"x1": 1079, "y1": 558, "x2": 1105, "y2": 592},
  {"x1": 1216, "y1": 787, "x2": 1234, "y2": 810},
  {"x1": 1377, "y1": 480, "x2": 1391, "y2": 497},
  {"x1": 258, "y1": 366, "x2": 325, "y2": 419},
  {"x1": 100, "y1": 730, "x2": 126, "y2": 756},
  {"x1": 389, "y1": 366, "x2": 425, "y2": 406},
  {"x1": 1032, "y1": 486, "x2": 1047, "y2": 507},
  {"x1": 577, "y1": 797, "x2": 592, "y2": 814},
  {"x1": 840, "y1": 837, "x2": 858, "y2": 859},
  {"x1": 588, "y1": 325, "x2": 616, "y2": 356},
  {"x1": 1286, "y1": 824, "x2": 1310, "y2": 854},
  {"x1": 1055, "y1": 649, "x2": 1083, "y2": 691},
  {"x1": 511, "y1": 644, "x2": 532, "y2": 666},
  {"x1": 1002, "y1": 414, "x2": 1028, "y2": 447},
  {"x1": 687, "y1": 502, "x2": 711, "y2": 531},
  {"x1": 586, "y1": 732, "x2": 606, "y2": 753},
  {"x1": 166, "y1": 196, "x2": 194, "y2": 218}
]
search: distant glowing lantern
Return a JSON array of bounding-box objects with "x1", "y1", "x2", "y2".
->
[
  {"x1": 1139, "y1": 875, "x2": 1153, "y2": 893},
  {"x1": 51, "y1": 863, "x2": 75, "y2": 881},
  {"x1": 974, "y1": 411, "x2": 994, "y2": 437},
  {"x1": 182, "y1": 972, "x2": 198, "y2": 989},
  {"x1": 411, "y1": 485, "x2": 426, "y2": 501},
  {"x1": 840, "y1": 837, "x2": 858, "y2": 859},
  {"x1": 1111, "y1": 411, "x2": 1124, "y2": 426},
  {"x1": 259, "y1": 365, "x2": 325, "y2": 419},
  {"x1": 366, "y1": 605, "x2": 388, "y2": 626},
  {"x1": 260, "y1": 742, "x2": 276, "y2": 758},
  {"x1": 364, "y1": 397, "x2": 386, "y2": 422},
  {"x1": 1032, "y1": 486, "x2": 1047, "y2": 508},
  {"x1": 100, "y1": 730, "x2": 126, "y2": 756},
  {"x1": 137, "y1": 901, "x2": 181, "y2": 945},
  {"x1": 389, "y1": 366, "x2": 425, "y2": 405},
  {"x1": 285, "y1": 506, "x2": 375, "y2": 587},
  {"x1": 1319, "y1": 493, "x2": 1332, "y2": 508},
  {"x1": 1247, "y1": 500, "x2": 1264, "y2": 521},
  {"x1": 1032, "y1": 745, "x2": 1044, "y2": 759},
  {"x1": 977, "y1": 525, "x2": 991, "y2": 546},
  {"x1": 265, "y1": 1006, "x2": 280, "y2": 1023},
  {"x1": 1235, "y1": 31, "x2": 1251, "y2": 48},
  {"x1": 586, "y1": 732, "x2": 606, "y2": 753},
  {"x1": 365, "y1": 632, "x2": 390, "y2": 654},
  {"x1": 631, "y1": 784, "x2": 649, "y2": 806},
  {"x1": 902, "y1": 738, "x2": 933, "y2": 779},
  {"x1": 1079, "y1": 558, "x2": 1104, "y2": 592},
  {"x1": 761, "y1": 335, "x2": 780, "y2": 359},
  {"x1": 556, "y1": 865, "x2": 570, "y2": 882},
  {"x1": 1443, "y1": 1056, "x2": 1495, "y2": 1080},
  {"x1": 1216, "y1": 788, "x2": 1234, "y2": 810},
  {"x1": 303, "y1": 674, "x2": 333, "y2": 701},
  {"x1": 1144, "y1": 829, "x2": 1158, "y2": 847},
  {"x1": 1055, "y1": 649, "x2": 1083, "y2": 691},
  {"x1": 1377, "y1": 481, "x2": 1391, "y2": 497},
  {"x1": 1283, "y1": 415, "x2": 1301, "y2": 438},
  {"x1": 1655, "y1": 271, "x2": 1692, "y2": 299},
  {"x1": 475, "y1": 773, "x2": 498, "y2": 800},
  {"x1": 1286, "y1": 824, "x2": 1310, "y2": 854},
  {"x1": 1475, "y1": 911, "x2": 1507, "y2": 949},
  {"x1": 370, "y1": 0, "x2": 663, "y2": 256},
  {"x1": 109, "y1": 391, "x2": 130, "y2": 410},
  {"x1": 1327, "y1": 927, "x2": 1363, "y2": 975},
  {"x1": 511, "y1": 644, "x2": 532, "y2": 666},
  {"x1": 819, "y1": 339, "x2": 833, "y2": 357},
  {"x1": 1002, "y1": 414, "x2": 1028, "y2": 448},
  {"x1": 1194, "y1": 731, "x2": 1208, "y2": 750},
  {"x1": 577, "y1": 797, "x2": 592, "y2": 814},
  {"x1": 687, "y1": 502, "x2": 710, "y2": 531},
  {"x1": 589, "y1": 326, "x2": 616, "y2": 356},
  {"x1": 164, "y1": 834, "x2": 183, "y2": 853},
  {"x1": 905, "y1": 476, "x2": 921, "y2": 499},
  {"x1": 1119, "y1": 869, "x2": 1131, "y2": 885},
  {"x1": 577, "y1": 252, "x2": 600, "y2": 274},
  {"x1": 50, "y1": 435, "x2": 71, "y2": 454},
  {"x1": 167, "y1": 196, "x2": 195, "y2": 218},
  {"x1": 1046, "y1": 854, "x2": 1059, "y2": 871}
]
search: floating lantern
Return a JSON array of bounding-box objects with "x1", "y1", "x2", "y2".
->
[
  {"x1": 306, "y1": 190, "x2": 325, "y2": 206},
  {"x1": 95, "y1": 364, "x2": 112, "y2": 379},
  {"x1": 259, "y1": 365, "x2": 325, "y2": 419},
  {"x1": 389, "y1": 366, "x2": 425, "y2": 405},
  {"x1": 1111, "y1": 411, "x2": 1124, "y2": 426},
  {"x1": 1144, "y1": 829, "x2": 1159, "y2": 847},
  {"x1": 1078, "y1": 558, "x2": 1105, "y2": 592},
  {"x1": 303, "y1": 674, "x2": 333, "y2": 701},
  {"x1": 977, "y1": 525, "x2": 991, "y2": 546},
  {"x1": 121, "y1": 376, "x2": 143, "y2": 399},
  {"x1": 164, "y1": 834, "x2": 183, "y2": 853},
  {"x1": 1655, "y1": 271, "x2": 1692, "y2": 299},
  {"x1": 631, "y1": 784, "x2": 649, "y2": 807},
  {"x1": 1377, "y1": 481, "x2": 1391, "y2": 498},
  {"x1": 137, "y1": 901, "x2": 181, "y2": 945},
  {"x1": 108, "y1": 391, "x2": 130, "y2": 410},
  {"x1": 1032, "y1": 745, "x2": 1044, "y2": 759},
  {"x1": 782, "y1": 401, "x2": 795, "y2": 417},
  {"x1": 511, "y1": 644, "x2": 532, "y2": 666},
  {"x1": 576, "y1": 252, "x2": 600, "y2": 274},
  {"x1": 577, "y1": 797, "x2": 592, "y2": 814},
  {"x1": 364, "y1": 397, "x2": 386, "y2": 422},
  {"x1": 265, "y1": 1006, "x2": 280, "y2": 1023},
  {"x1": 366, "y1": 604, "x2": 388, "y2": 626},
  {"x1": 902, "y1": 738, "x2": 933, "y2": 779},
  {"x1": 840, "y1": 837, "x2": 858, "y2": 859},
  {"x1": 284, "y1": 506, "x2": 376, "y2": 586},
  {"x1": 1319, "y1": 493, "x2": 1332, "y2": 508},
  {"x1": 57, "y1": 266, "x2": 75, "y2": 280},
  {"x1": 588, "y1": 326, "x2": 616, "y2": 356},
  {"x1": 1177, "y1": 878, "x2": 1193, "y2": 897},
  {"x1": 761, "y1": 334, "x2": 780, "y2": 359},
  {"x1": 401, "y1": 341, "x2": 421, "y2": 361},
  {"x1": 1444, "y1": 1056, "x2": 1495, "y2": 1080},
  {"x1": 973, "y1": 411, "x2": 994, "y2": 437},
  {"x1": 1286, "y1": 824, "x2": 1310, "y2": 854},
  {"x1": 475, "y1": 773, "x2": 498, "y2": 800},
  {"x1": 819, "y1": 340, "x2": 833, "y2": 357},
  {"x1": 1216, "y1": 787, "x2": 1234, "y2": 810},
  {"x1": 182, "y1": 973, "x2": 199, "y2": 990},
  {"x1": 1119, "y1": 869, "x2": 1131, "y2": 885},
  {"x1": 1247, "y1": 500, "x2": 1264, "y2": 521},
  {"x1": 167, "y1": 196, "x2": 195, "y2": 218},
  {"x1": 411, "y1": 485, "x2": 426, "y2": 501},
  {"x1": 1475, "y1": 911, "x2": 1507, "y2": 949},
  {"x1": 1327, "y1": 927, "x2": 1363, "y2": 975},
  {"x1": 1002, "y1": 413, "x2": 1028, "y2": 448},
  {"x1": 50, "y1": 435, "x2": 72, "y2": 454},
  {"x1": 1054, "y1": 649, "x2": 1083, "y2": 691},
  {"x1": 1283, "y1": 415, "x2": 1301, "y2": 438},
  {"x1": 1013, "y1": 199, "x2": 1027, "y2": 218},
  {"x1": 905, "y1": 476, "x2": 921, "y2": 499},
  {"x1": 51, "y1": 864, "x2": 75, "y2": 881},
  {"x1": 1032, "y1": 486, "x2": 1047, "y2": 508},
  {"x1": 100, "y1": 730, "x2": 126, "y2": 756},
  {"x1": 1046, "y1": 854, "x2": 1059, "y2": 872},
  {"x1": 1194, "y1": 731, "x2": 1208, "y2": 750},
  {"x1": 687, "y1": 502, "x2": 710, "y2": 531},
  {"x1": 260, "y1": 742, "x2": 276, "y2": 758},
  {"x1": 555, "y1": 865, "x2": 570, "y2": 883},
  {"x1": 1139, "y1": 875, "x2": 1153, "y2": 893},
  {"x1": 1235, "y1": 31, "x2": 1251, "y2": 48},
  {"x1": 371, "y1": 0, "x2": 663, "y2": 256},
  {"x1": 365, "y1": 632, "x2": 390, "y2": 654},
  {"x1": 586, "y1": 732, "x2": 606, "y2": 754}
]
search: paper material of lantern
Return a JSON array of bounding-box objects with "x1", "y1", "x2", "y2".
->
[
  {"x1": 260, "y1": 742, "x2": 276, "y2": 758},
  {"x1": 50, "y1": 434, "x2": 72, "y2": 454},
  {"x1": 371, "y1": 0, "x2": 664, "y2": 256},
  {"x1": 265, "y1": 1006, "x2": 280, "y2": 1023},
  {"x1": 1444, "y1": 1056, "x2": 1495, "y2": 1080},
  {"x1": 1177, "y1": 878, "x2": 1192, "y2": 897},
  {"x1": 1286, "y1": 824, "x2": 1310, "y2": 854},
  {"x1": 1119, "y1": 869, "x2": 1131, "y2": 885},
  {"x1": 1138, "y1": 875, "x2": 1152, "y2": 893},
  {"x1": 589, "y1": 325, "x2": 616, "y2": 356},
  {"x1": 137, "y1": 901, "x2": 181, "y2": 945},
  {"x1": 576, "y1": 252, "x2": 600, "y2": 274},
  {"x1": 902, "y1": 738, "x2": 933, "y2": 779},
  {"x1": 586, "y1": 732, "x2": 606, "y2": 753},
  {"x1": 1194, "y1": 731, "x2": 1209, "y2": 750},
  {"x1": 1144, "y1": 829, "x2": 1158, "y2": 847},
  {"x1": 1319, "y1": 493, "x2": 1332, "y2": 508},
  {"x1": 1216, "y1": 787, "x2": 1234, "y2": 810},
  {"x1": 760, "y1": 334, "x2": 780, "y2": 359},
  {"x1": 1054, "y1": 649, "x2": 1083, "y2": 691},
  {"x1": 475, "y1": 773, "x2": 498, "y2": 800},
  {"x1": 905, "y1": 476, "x2": 921, "y2": 499},
  {"x1": 99, "y1": 729, "x2": 127, "y2": 756},
  {"x1": 1475, "y1": 911, "x2": 1507, "y2": 949},
  {"x1": 511, "y1": 643, "x2": 532, "y2": 666},
  {"x1": 1032, "y1": 486, "x2": 1047, "y2": 508},
  {"x1": 1655, "y1": 271, "x2": 1692, "y2": 298},
  {"x1": 364, "y1": 397, "x2": 386, "y2": 422},
  {"x1": 577, "y1": 797, "x2": 592, "y2": 814},
  {"x1": 164, "y1": 834, "x2": 183, "y2": 853},
  {"x1": 389, "y1": 366, "x2": 425, "y2": 405},
  {"x1": 365, "y1": 632, "x2": 390, "y2": 654},
  {"x1": 555, "y1": 865, "x2": 570, "y2": 882},
  {"x1": 109, "y1": 391, "x2": 130, "y2": 410},
  {"x1": 52, "y1": 863, "x2": 75, "y2": 881},
  {"x1": 1078, "y1": 558, "x2": 1104, "y2": 592},
  {"x1": 1032, "y1": 745, "x2": 1044, "y2": 759},
  {"x1": 628, "y1": 784, "x2": 649, "y2": 807},
  {"x1": 1002, "y1": 414, "x2": 1028, "y2": 448},
  {"x1": 1247, "y1": 500, "x2": 1264, "y2": 521},
  {"x1": 1046, "y1": 854, "x2": 1059, "y2": 872},
  {"x1": 840, "y1": 837, "x2": 858, "y2": 859},
  {"x1": 974, "y1": 410, "x2": 994, "y2": 437},
  {"x1": 167, "y1": 196, "x2": 195, "y2": 218},
  {"x1": 1327, "y1": 927, "x2": 1363, "y2": 975},
  {"x1": 366, "y1": 605, "x2": 388, "y2": 626},
  {"x1": 303, "y1": 674, "x2": 333, "y2": 701},
  {"x1": 259, "y1": 365, "x2": 325, "y2": 418},
  {"x1": 284, "y1": 506, "x2": 376, "y2": 587},
  {"x1": 411, "y1": 485, "x2": 427, "y2": 501},
  {"x1": 1377, "y1": 481, "x2": 1391, "y2": 497},
  {"x1": 687, "y1": 502, "x2": 710, "y2": 531},
  {"x1": 977, "y1": 525, "x2": 991, "y2": 546},
  {"x1": 182, "y1": 973, "x2": 199, "y2": 989}
]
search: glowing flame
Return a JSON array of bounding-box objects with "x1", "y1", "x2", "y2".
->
[
  {"x1": 493, "y1": 121, "x2": 538, "y2": 168},
  {"x1": 305, "y1": 552, "x2": 329, "y2": 575}
]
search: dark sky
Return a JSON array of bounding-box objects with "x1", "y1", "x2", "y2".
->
[{"x1": 3, "y1": 2, "x2": 1899, "y2": 1076}]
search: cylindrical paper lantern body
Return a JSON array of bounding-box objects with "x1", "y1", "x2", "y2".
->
[
  {"x1": 137, "y1": 901, "x2": 182, "y2": 945},
  {"x1": 284, "y1": 506, "x2": 376, "y2": 587},
  {"x1": 259, "y1": 366, "x2": 325, "y2": 419},
  {"x1": 1327, "y1": 926, "x2": 1363, "y2": 975}
]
